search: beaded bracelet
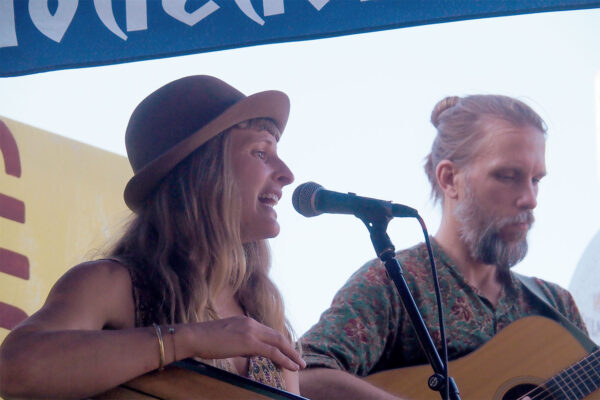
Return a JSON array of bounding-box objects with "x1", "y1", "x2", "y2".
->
[
  {"x1": 153, "y1": 323, "x2": 165, "y2": 371},
  {"x1": 168, "y1": 326, "x2": 176, "y2": 363}
]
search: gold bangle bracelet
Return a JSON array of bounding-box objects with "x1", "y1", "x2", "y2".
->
[{"x1": 153, "y1": 323, "x2": 165, "y2": 371}]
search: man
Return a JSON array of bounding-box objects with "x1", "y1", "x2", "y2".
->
[{"x1": 299, "y1": 95, "x2": 586, "y2": 399}]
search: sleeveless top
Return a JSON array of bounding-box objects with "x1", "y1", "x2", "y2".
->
[{"x1": 122, "y1": 261, "x2": 287, "y2": 390}]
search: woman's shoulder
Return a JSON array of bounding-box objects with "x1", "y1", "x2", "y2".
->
[
  {"x1": 37, "y1": 259, "x2": 136, "y2": 330},
  {"x1": 70, "y1": 258, "x2": 129, "y2": 273},
  {"x1": 57, "y1": 259, "x2": 132, "y2": 291}
]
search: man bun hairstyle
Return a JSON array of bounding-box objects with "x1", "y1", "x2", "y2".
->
[
  {"x1": 430, "y1": 96, "x2": 461, "y2": 128},
  {"x1": 424, "y1": 94, "x2": 547, "y2": 203}
]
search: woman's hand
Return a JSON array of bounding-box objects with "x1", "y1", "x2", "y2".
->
[{"x1": 183, "y1": 316, "x2": 305, "y2": 371}]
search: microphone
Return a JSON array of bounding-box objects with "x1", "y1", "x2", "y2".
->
[{"x1": 292, "y1": 182, "x2": 418, "y2": 219}]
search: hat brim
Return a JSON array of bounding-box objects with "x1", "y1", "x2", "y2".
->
[{"x1": 124, "y1": 90, "x2": 290, "y2": 211}]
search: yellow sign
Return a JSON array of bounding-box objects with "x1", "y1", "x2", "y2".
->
[{"x1": 0, "y1": 117, "x2": 132, "y2": 343}]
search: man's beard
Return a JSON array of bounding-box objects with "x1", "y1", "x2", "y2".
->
[{"x1": 454, "y1": 185, "x2": 535, "y2": 270}]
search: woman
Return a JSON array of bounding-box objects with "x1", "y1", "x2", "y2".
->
[{"x1": 0, "y1": 75, "x2": 305, "y2": 399}]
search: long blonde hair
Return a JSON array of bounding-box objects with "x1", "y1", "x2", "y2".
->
[{"x1": 110, "y1": 119, "x2": 292, "y2": 341}]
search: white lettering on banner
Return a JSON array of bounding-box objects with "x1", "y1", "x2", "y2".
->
[
  {"x1": 235, "y1": 0, "x2": 264, "y2": 25},
  {"x1": 0, "y1": 0, "x2": 355, "y2": 50},
  {"x1": 28, "y1": 0, "x2": 78, "y2": 43},
  {"x1": 0, "y1": 0, "x2": 18, "y2": 47},
  {"x1": 162, "y1": 0, "x2": 220, "y2": 26},
  {"x1": 94, "y1": 0, "x2": 127, "y2": 40},
  {"x1": 308, "y1": 0, "x2": 329, "y2": 11},
  {"x1": 126, "y1": 0, "x2": 148, "y2": 32},
  {"x1": 263, "y1": 0, "x2": 284, "y2": 17}
]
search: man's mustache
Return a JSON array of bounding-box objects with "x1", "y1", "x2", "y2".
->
[{"x1": 497, "y1": 211, "x2": 535, "y2": 229}]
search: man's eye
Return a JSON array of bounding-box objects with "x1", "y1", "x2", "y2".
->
[{"x1": 254, "y1": 150, "x2": 266, "y2": 160}]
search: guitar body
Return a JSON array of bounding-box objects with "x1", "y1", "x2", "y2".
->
[
  {"x1": 94, "y1": 359, "x2": 305, "y2": 400},
  {"x1": 95, "y1": 367, "x2": 276, "y2": 399},
  {"x1": 365, "y1": 316, "x2": 599, "y2": 399}
]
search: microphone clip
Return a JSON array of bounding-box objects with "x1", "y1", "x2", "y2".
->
[{"x1": 358, "y1": 210, "x2": 396, "y2": 259}]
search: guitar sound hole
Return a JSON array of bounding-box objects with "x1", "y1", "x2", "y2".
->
[{"x1": 502, "y1": 384, "x2": 552, "y2": 400}]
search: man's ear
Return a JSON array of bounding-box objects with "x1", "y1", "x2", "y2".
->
[{"x1": 436, "y1": 160, "x2": 459, "y2": 200}]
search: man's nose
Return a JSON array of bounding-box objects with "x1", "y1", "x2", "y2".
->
[{"x1": 516, "y1": 181, "x2": 537, "y2": 210}]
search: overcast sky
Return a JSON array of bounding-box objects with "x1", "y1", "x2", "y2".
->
[{"x1": 0, "y1": 8, "x2": 599, "y2": 336}]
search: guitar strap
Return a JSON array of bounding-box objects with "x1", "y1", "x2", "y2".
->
[{"x1": 515, "y1": 273, "x2": 598, "y2": 353}]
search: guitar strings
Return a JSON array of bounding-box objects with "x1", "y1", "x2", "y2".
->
[{"x1": 519, "y1": 348, "x2": 600, "y2": 400}]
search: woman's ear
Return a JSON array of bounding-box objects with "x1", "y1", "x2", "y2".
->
[{"x1": 436, "y1": 160, "x2": 459, "y2": 200}]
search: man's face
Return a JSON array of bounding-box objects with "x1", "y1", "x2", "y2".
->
[{"x1": 454, "y1": 120, "x2": 546, "y2": 269}]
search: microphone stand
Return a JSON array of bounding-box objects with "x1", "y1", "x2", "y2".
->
[{"x1": 358, "y1": 211, "x2": 461, "y2": 400}]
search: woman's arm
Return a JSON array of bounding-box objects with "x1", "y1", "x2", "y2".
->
[
  {"x1": 0, "y1": 260, "x2": 159, "y2": 399},
  {"x1": 300, "y1": 368, "x2": 404, "y2": 400},
  {"x1": 0, "y1": 260, "x2": 304, "y2": 399}
]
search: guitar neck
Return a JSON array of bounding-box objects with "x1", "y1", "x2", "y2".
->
[{"x1": 534, "y1": 349, "x2": 600, "y2": 400}]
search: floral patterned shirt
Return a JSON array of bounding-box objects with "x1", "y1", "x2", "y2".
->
[{"x1": 300, "y1": 240, "x2": 586, "y2": 376}]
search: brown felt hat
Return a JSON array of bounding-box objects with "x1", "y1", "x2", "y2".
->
[{"x1": 123, "y1": 75, "x2": 290, "y2": 211}]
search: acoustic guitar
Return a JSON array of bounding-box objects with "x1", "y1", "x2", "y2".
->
[
  {"x1": 365, "y1": 316, "x2": 600, "y2": 399},
  {"x1": 94, "y1": 358, "x2": 307, "y2": 400},
  {"x1": 95, "y1": 316, "x2": 598, "y2": 399}
]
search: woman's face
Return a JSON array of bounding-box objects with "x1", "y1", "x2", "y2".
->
[{"x1": 230, "y1": 127, "x2": 294, "y2": 243}]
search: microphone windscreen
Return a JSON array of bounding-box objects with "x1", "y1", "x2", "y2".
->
[{"x1": 292, "y1": 182, "x2": 322, "y2": 217}]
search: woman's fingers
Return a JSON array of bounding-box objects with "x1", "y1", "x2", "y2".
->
[
  {"x1": 190, "y1": 316, "x2": 305, "y2": 369},
  {"x1": 258, "y1": 326, "x2": 306, "y2": 370},
  {"x1": 259, "y1": 345, "x2": 300, "y2": 371}
]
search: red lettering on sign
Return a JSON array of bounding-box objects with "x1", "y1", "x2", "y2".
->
[
  {"x1": 0, "y1": 302, "x2": 28, "y2": 330},
  {"x1": 0, "y1": 120, "x2": 21, "y2": 177},
  {"x1": 0, "y1": 119, "x2": 30, "y2": 330},
  {"x1": 0, "y1": 248, "x2": 29, "y2": 280},
  {"x1": 0, "y1": 192, "x2": 25, "y2": 223},
  {"x1": 0, "y1": 120, "x2": 25, "y2": 223}
]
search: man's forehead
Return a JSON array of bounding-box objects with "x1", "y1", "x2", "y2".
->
[{"x1": 474, "y1": 121, "x2": 546, "y2": 160}]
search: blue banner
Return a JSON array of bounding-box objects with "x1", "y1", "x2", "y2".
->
[{"x1": 1, "y1": 0, "x2": 600, "y2": 77}]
